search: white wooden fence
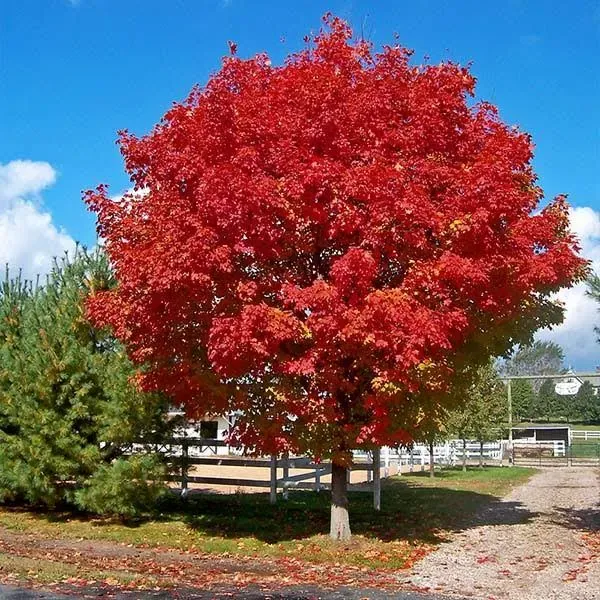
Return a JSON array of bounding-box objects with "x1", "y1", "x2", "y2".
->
[
  {"x1": 571, "y1": 430, "x2": 600, "y2": 441},
  {"x1": 128, "y1": 439, "x2": 386, "y2": 508},
  {"x1": 512, "y1": 439, "x2": 566, "y2": 457},
  {"x1": 126, "y1": 437, "x2": 511, "y2": 513},
  {"x1": 355, "y1": 440, "x2": 504, "y2": 469}
]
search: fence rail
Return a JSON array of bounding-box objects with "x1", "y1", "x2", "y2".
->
[
  {"x1": 513, "y1": 439, "x2": 566, "y2": 456},
  {"x1": 128, "y1": 438, "x2": 507, "y2": 494},
  {"x1": 355, "y1": 440, "x2": 504, "y2": 470},
  {"x1": 125, "y1": 436, "x2": 599, "y2": 508},
  {"x1": 127, "y1": 439, "x2": 385, "y2": 507},
  {"x1": 512, "y1": 440, "x2": 600, "y2": 466},
  {"x1": 571, "y1": 430, "x2": 600, "y2": 441},
  {"x1": 127, "y1": 437, "x2": 510, "y2": 507}
]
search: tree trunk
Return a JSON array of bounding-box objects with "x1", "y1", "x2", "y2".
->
[
  {"x1": 429, "y1": 440, "x2": 435, "y2": 478},
  {"x1": 330, "y1": 462, "x2": 351, "y2": 541},
  {"x1": 479, "y1": 440, "x2": 484, "y2": 468},
  {"x1": 462, "y1": 438, "x2": 467, "y2": 472}
]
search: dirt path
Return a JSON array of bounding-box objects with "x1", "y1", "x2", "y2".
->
[{"x1": 402, "y1": 467, "x2": 600, "y2": 600}]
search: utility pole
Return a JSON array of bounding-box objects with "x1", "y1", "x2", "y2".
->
[{"x1": 507, "y1": 378, "x2": 513, "y2": 444}]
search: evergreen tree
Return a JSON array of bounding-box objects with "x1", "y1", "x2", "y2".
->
[
  {"x1": 534, "y1": 379, "x2": 558, "y2": 422},
  {"x1": 0, "y1": 269, "x2": 31, "y2": 473},
  {"x1": 586, "y1": 274, "x2": 600, "y2": 344},
  {"x1": 582, "y1": 274, "x2": 600, "y2": 423},
  {"x1": 573, "y1": 382, "x2": 600, "y2": 424},
  {"x1": 0, "y1": 250, "x2": 172, "y2": 513},
  {"x1": 556, "y1": 392, "x2": 574, "y2": 423},
  {"x1": 510, "y1": 379, "x2": 535, "y2": 422}
]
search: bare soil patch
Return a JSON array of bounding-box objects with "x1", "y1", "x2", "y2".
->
[{"x1": 182, "y1": 460, "x2": 399, "y2": 494}]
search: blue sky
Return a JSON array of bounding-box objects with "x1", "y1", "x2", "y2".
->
[{"x1": 1, "y1": 0, "x2": 599, "y2": 366}]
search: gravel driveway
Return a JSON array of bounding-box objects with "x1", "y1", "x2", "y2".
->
[{"x1": 401, "y1": 467, "x2": 600, "y2": 600}]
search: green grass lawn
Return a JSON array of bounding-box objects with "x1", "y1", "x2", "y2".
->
[
  {"x1": 0, "y1": 553, "x2": 141, "y2": 588},
  {"x1": 0, "y1": 466, "x2": 535, "y2": 571},
  {"x1": 516, "y1": 422, "x2": 600, "y2": 431},
  {"x1": 570, "y1": 441, "x2": 600, "y2": 458}
]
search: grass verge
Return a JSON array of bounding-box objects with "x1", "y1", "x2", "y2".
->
[
  {"x1": 0, "y1": 466, "x2": 535, "y2": 571},
  {"x1": 0, "y1": 552, "x2": 153, "y2": 588}
]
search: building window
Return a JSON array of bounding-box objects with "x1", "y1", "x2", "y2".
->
[{"x1": 199, "y1": 421, "x2": 219, "y2": 439}]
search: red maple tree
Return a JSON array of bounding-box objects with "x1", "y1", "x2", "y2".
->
[{"x1": 86, "y1": 16, "x2": 585, "y2": 539}]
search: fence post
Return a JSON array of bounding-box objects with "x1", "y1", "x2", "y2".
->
[
  {"x1": 282, "y1": 452, "x2": 289, "y2": 501},
  {"x1": 181, "y1": 438, "x2": 189, "y2": 498},
  {"x1": 421, "y1": 448, "x2": 425, "y2": 472},
  {"x1": 270, "y1": 454, "x2": 277, "y2": 504},
  {"x1": 315, "y1": 465, "x2": 321, "y2": 492},
  {"x1": 373, "y1": 447, "x2": 381, "y2": 511},
  {"x1": 409, "y1": 448, "x2": 414, "y2": 473},
  {"x1": 507, "y1": 378, "x2": 513, "y2": 445},
  {"x1": 383, "y1": 446, "x2": 390, "y2": 477}
]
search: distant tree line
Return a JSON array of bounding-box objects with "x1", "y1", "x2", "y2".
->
[
  {"x1": 442, "y1": 342, "x2": 600, "y2": 466},
  {"x1": 509, "y1": 379, "x2": 599, "y2": 424},
  {"x1": 499, "y1": 341, "x2": 600, "y2": 424}
]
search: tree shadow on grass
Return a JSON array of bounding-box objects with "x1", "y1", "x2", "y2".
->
[
  {"x1": 2, "y1": 468, "x2": 537, "y2": 547},
  {"x1": 170, "y1": 471, "x2": 537, "y2": 545}
]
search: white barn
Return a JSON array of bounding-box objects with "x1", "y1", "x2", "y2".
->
[{"x1": 169, "y1": 408, "x2": 239, "y2": 456}]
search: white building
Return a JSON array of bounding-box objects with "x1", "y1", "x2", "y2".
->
[{"x1": 168, "y1": 408, "x2": 239, "y2": 456}]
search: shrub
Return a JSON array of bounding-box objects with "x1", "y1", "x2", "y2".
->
[{"x1": 75, "y1": 454, "x2": 169, "y2": 518}]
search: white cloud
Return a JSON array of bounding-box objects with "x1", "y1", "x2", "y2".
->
[
  {"x1": 537, "y1": 205, "x2": 600, "y2": 369},
  {"x1": 0, "y1": 160, "x2": 56, "y2": 210},
  {"x1": 0, "y1": 160, "x2": 75, "y2": 281}
]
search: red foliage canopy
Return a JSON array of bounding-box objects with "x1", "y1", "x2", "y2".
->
[{"x1": 86, "y1": 16, "x2": 585, "y2": 460}]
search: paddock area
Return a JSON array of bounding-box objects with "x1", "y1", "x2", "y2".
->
[{"x1": 182, "y1": 458, "x2": 401, "y2": 494}]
